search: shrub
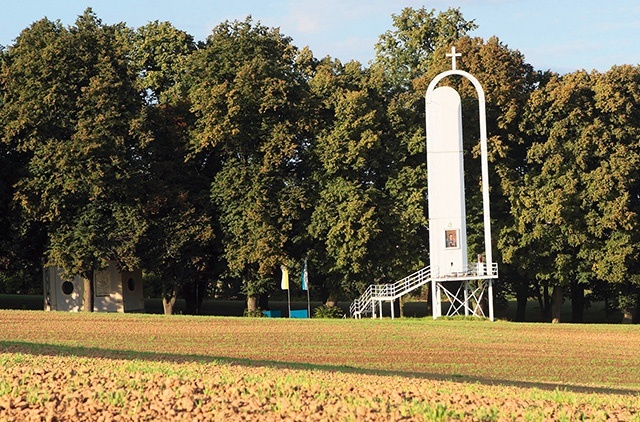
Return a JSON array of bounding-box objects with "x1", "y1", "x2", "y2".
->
[
  {"x1": 313, "y1": 304, "x2": 344, "y2": 318},
  {"x1": 244, "y1": 308, "x2": 265, "y2": 318}
]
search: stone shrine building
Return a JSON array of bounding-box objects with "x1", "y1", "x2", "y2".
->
[{"x1": 43, "y1": 261, "x2": 144, "y2": 312}]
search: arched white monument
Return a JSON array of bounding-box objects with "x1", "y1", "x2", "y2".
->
[
  {"x1": 426, "y1": 47, "x2": 498, "y2": 320},
  {"x1": 347, "y1": 47, "x2": 498, "y2": 321}
]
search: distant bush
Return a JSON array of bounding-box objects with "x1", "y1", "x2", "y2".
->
[
  {"x1": 438, "y1": 315, "x2": 490, "y2": 321},
  {"x1": 244, "y1": 308, "x2": 265, "y2": 318},
  {"x1": 313, "y1": 304, "x2": 344, "y2": 318}
]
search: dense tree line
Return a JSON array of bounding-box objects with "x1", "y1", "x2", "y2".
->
[{"x1": 1, "y1": 8, "x2": 638, "y2": 322}]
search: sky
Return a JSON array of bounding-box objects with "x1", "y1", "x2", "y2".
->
[{"x1": 1, "y1": 0, "x2": 639, "y2": 74}]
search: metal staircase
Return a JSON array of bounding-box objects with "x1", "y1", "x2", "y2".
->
[
  {"x1": 349, "y1": 263, "x2": 498, "y2": 319},
  {"x1": 349, "y1": 266, "x2": 431, "y2": 319}
]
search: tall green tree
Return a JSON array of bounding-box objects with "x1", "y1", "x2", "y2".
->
[
  {"x1": 505, "y1": 66, "x2": 640, "y2": 323},
  {"x1": 373, "y1": 8, "x2": 540, "y2": 318},
  {"x1": 375, "y1": 7, "x2": 476, "y2": 88},
  {"x1": 0, "y1": 35, "x2": 50, "y2": 297},
  {"x1": 304, "y1": 8, "x2": 476, "y2": 306},
  {"x1": 308, "y1": 60, "x2": 390, "y2": 300},
  {"x1": 131, "y1": 21, "x2": 218, "y2": 315},
  {"x1": 303, "y1": 7, "x2": 473, "y2": 311},
  {"x1": 1, "y1": 10, "x2": 147, "y2": 311},
  {"x1": 188, "y1": 18, "x2": 310, "y2": 312}
]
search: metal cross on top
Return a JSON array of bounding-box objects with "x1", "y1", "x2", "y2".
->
[{"x1": 446, "y1": 46, "x2": 462, "y2": 70}]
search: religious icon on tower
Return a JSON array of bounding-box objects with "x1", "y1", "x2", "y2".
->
[{"x1": 445, "y1": 229, "x2": 458, "y2": 249}]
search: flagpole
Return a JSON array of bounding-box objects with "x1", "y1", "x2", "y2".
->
[
  {"x1": 281, "y1": 265, "x2": 290, "y2": 318},
  {"x1": 302, "y1": 258, "x2": 310, "y2": 318}
]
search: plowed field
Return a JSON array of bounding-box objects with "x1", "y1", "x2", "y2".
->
[{"x1": 1, "y1": 310, "x2": 638, "y2": 421}]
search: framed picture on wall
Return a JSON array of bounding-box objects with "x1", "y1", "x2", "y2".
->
[{"x1": 445, "y1": 229, "x2": 458, "y2": 249}]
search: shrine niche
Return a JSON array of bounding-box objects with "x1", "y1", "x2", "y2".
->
[{"x1": 43, "y1": 261, "x2": 144, "y2": 312}]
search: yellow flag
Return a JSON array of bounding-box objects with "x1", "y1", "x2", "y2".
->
[{"x1": 280, "y1": 265, "x2": 289, "y2": 290}]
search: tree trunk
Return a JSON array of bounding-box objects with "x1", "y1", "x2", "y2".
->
[
  {"x1": 247, "y1": 295, "x2": 258, "y2": 312},
  {"x1": 163, "y1": 294, "x2": 176, "y2": 315},
  {"x1": 539, "y1": 281, "x2": 552, "y2": 321},
  {"x1": 395, "y1": 297, "x2": 404, "y2": 318},
  {"x1": 162, "y1": 290, "x2": 177, "y2": 315},
  {"x1": 82, "y1": 276, "x2": 94, "y2": 312},
  {"x1": 551, "y1": 284, "x2": 563, "y2": 323},
  {"x1": 325, "y1": 292, "x2": 338, "y2": 308},
  {"x1": 182, "y1": 280, "x2": 207, "y2": 315},
  {"x1": 162, "y1": 282, "x2": 177, "y2": 315},
  {"x1": 571, "y1": 280, "x2": 584, "y2": 323},
  {"x1": 536, "y1": 289, "x2": 544, "y2": 319},
  {"x1": 515, "y1": 279, "x2": 528, "y2": 322},
  {"x1": 425, "y1": 284, "x2": 432, "y2": 317}
]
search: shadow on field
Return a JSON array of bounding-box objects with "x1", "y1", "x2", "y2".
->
[{"x1": 1, "y1": 340, "x2": 638, "y2": 396}]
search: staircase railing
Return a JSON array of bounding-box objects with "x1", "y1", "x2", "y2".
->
[
  {"x1": 350, "y1": 266, "x2": 431, "y2": 318},
  {"x1": 349, "y1": 263, "x2": 498, "y2": 318}
]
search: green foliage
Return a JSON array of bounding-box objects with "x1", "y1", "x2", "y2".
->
[
  {"x1": 132, "y1": 21, "x2": 216, "y2": 314},
  {"x1": 131, "y1": 21, "x2": 196, "y2": 104},
  {"x1": 1, "y1": 6, "x2": 640, "y2": 319},
  {"x1": 375, "y1": 7, "x2": 476, "y2": 86},
  {"x1": 312, "y1": 304, "x2": 344, "y2": 319},
  {"x1": 2, "y1": 9, "x2": 148, "y2": 287},
  {"x1": 504, "y1": 66, "x2": 640, "y2": 321},
  {"x1": 188, "y1": 17, "x2": 310, "y2": 305},
  {"x1": 617, "y1": 293, "x2": 638, "y2": 313},
  {"x1": 243, "y1": 308, "x2": 265, "y2": 318}
]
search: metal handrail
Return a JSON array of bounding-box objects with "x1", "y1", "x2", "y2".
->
[
  {"x1": 350, "y1": 266, "x2": 431, "y2": 318},
  {"x1": 432, "y1": 262, "x2": 498, "y2": 279},
  {"x1": 349, "y1": 263, "x2": 498, "y2": 318}
]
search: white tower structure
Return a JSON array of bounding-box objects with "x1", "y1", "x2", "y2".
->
[
  {"x1": 347, "y1": 47, "x2": 498, "y2": 321},
  {"x1": 426, "y1": 47, "x2": 498, "y2": 320}
]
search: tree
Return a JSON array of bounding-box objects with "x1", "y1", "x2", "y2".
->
[
  {"x1": 374, "y1": 8, "x2": 542, "y2": 319},
  {"x1": 506, "y1": 66, "x2": 640, "y2": 323},
  {"x1": 1, "y1": 10, "x2": 147, "y2": 311},
  {"x1": 131, "y1": 21, "x2": 218, "y2": 315},
  {"x1": 188, "y1": 18, "x2": 310, "y2": 313},
  {"x1": 588, "y1": 65, "x2": 640, "y2": 322},
  {"x1": 375, "y1": 7, "x2": 476, "y2": 88},
  {"x1": 312, "y1": 7, "x2": 474, "y2": 313},
  {"x1": 306, "y1": 58, "x2": 413, "y2": 304}
]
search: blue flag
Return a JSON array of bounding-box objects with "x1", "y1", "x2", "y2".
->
[{"x1": 301, "y1": 259, "x2": 308, "y2": 291}]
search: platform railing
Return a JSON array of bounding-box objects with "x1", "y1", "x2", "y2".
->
[{"x1": 349, "y1": 263, "x2": 498, "y2": 318}]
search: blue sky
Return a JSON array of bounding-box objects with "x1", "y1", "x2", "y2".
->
[{"x1": 1, "y1": 0, "x2": 639, "y2": 74}]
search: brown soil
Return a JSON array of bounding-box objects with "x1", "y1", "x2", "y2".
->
[
  {"x1": 1, "y1": 354, "x2": 637, "y2": 421},
  {"x1": 1, "y1": 311, "x2": 639, "y2": 420}
]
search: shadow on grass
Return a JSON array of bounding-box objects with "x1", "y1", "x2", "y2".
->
[{"x1": 1, "y1": 340, "x2": 638, "y2": 396}]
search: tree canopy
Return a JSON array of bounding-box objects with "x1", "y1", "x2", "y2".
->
[{"x1": 1, "y1": 7, "x2": 639, "y2": 322}]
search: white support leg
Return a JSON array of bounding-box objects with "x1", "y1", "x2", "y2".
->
[
  {"x1": 431, "y1": 279, "x2": 438, "y2": 319},
  {"x1": 379, "y1": 300, "x2": 383, "y2": 320},
  {"x1": 464, "y1": 281, "x2": 469, "y2": 316},
  {"x1": 391, "y1": 300, "x2": 395, "y2": 320},
  {"x1": 488, "y1": 279, "x2": 494, "y2": 322}
]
